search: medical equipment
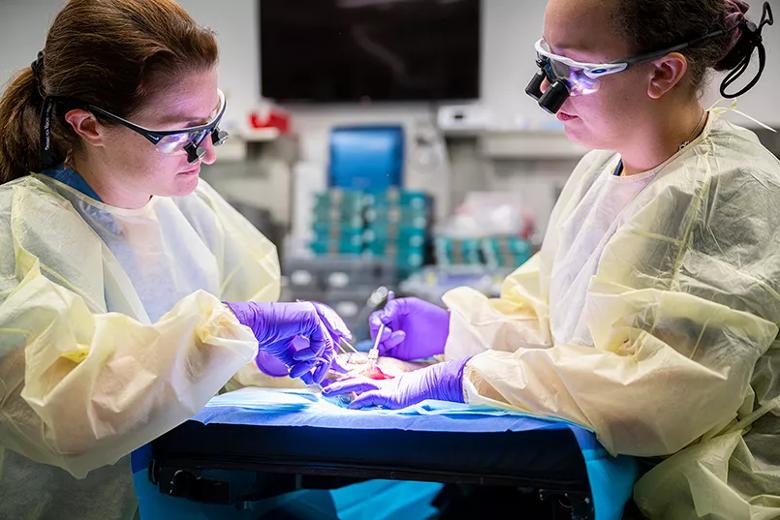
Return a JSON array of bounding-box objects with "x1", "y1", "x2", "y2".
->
[
  {"x1": 364, "y1": 323, "x2": 393, "y2": 380},
  {"x1": 367, "y1": 323, "x2": 382, "y2": 368},
  {"x1": 321, "y1": 337, "x2": 428, "y2": 397},
  {"x1": 525, "y1": 33, "x2": 723, "y2": 113},
  {"x1": 325, "y1": 342, "x2": 431, "y2": 406},
  {"x1": 309, "y1": 187, "x2": 433, "y2": 278}
]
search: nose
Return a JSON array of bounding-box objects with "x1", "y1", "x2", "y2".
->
[{"x1": 200, "y1": 135, "x2": 217, "y2": 165}]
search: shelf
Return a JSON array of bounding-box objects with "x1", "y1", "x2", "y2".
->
[
  {"x1": 241, "y1": 127, "x2": 281, "y2": 142},
  {"x1": 213, "y1": 128, "x2": 283, "y2": 163},
  {"x1": 480, "y1": 130, "x2": 588, "y2": 160},
  {"x1": 213, "y1": 138, "x2": 247, "y2": 162}
]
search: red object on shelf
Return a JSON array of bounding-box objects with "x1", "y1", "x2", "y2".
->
[{"x1": 249, "y1": 106, "x2": 290, "y2": 133}]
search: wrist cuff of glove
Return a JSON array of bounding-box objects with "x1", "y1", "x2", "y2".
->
[
  {"x1": 224, "y1": 301, "x2": 272, "y2": 337},
  {"x1": 435, "y1": 356, "x2": 470, "y2": 404}
]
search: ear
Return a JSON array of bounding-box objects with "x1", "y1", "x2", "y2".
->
[
  {"x1": 647, "y1": 51, "x2": 688, "y2": 99},
  {"x1": 63, "y1": 108, "x2": 105, "y2": 147}
]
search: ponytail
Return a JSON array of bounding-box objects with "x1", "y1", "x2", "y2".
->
[{"x1": 0, "y1": 67, "x2": 51, "y2": 183}]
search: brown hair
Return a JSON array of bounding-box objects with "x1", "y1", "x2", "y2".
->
[
  {"x1": 0, "y1": 0, "x2": 218, "y2": 183},
  {"x1": 611, "y1": 0, "x2": 756, "y2": 91}
]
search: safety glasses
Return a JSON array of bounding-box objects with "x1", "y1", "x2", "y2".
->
[
  {"x1": 534, "y1": 39, "x2": 629, "y2": 96},
  {"x1": 85, "y1": 89, "x2": 229, "y2": 163},
  {"x1": 41, "y1": 89, "x2": 229, "y2": 167},
  {"x1": 532, "y1": 34, "x2": 730, "y2": 96},
  {"x1": 527, "y1": 27, "x2": 732, "y2": 114}
]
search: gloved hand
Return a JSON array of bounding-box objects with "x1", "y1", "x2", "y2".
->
[
  {"x1": 369, "y1": 293, "x2": 450, "y2": 360},
  {"x1": 225, "y1": 301, "x2": 351, "y2": 383},
  {"x1": 322, "y1": 357, "x2": 470, "y2": 409}
]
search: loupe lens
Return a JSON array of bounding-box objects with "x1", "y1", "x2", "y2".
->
[
  {"x1": 538, "y1": 80, "x2": 570, "y2": 114},
  {"x1": 525, "y1": 71, "x2": 546, "y2": 100}
]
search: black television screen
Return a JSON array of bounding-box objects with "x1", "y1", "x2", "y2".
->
[{"x1": 259, "y1": 0, "x2": 480, "y2": 102}]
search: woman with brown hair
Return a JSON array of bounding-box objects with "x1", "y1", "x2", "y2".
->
[
  {"x1": 326, "y1": 0, "x2": 779, "y2": 517},
  {"x1": 0, "y1": 1, "x2": 348, "y2": 517}
]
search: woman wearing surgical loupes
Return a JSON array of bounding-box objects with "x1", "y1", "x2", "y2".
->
[
  {"x1": 325, "y1": 1, "x2": 780, "y2": 518},
  {"x1": 0, "y1": 1, "x2": 348, "y2": 518}
]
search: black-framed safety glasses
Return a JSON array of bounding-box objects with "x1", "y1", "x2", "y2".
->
[{"x1": 41, "y1": 89, "x2": 229, "y2": 167}]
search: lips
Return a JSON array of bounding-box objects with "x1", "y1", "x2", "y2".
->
[
  {"x1": 557, "y1": 111, "x2": 577, "y2": 121},
  {"x1": 178, "y1": 166, "x2": 200, "y2": 176}
]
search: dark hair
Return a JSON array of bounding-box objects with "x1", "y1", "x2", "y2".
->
[
  {"x1": 0, "y1": 0, "x2": 218, "y2": 184},
  {"x1": 611, "y1": 0, "x2": 755, "y2": 90}
]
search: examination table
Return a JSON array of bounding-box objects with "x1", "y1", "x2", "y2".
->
[{"x1": 132, "y1": 387, "x2": 638, "y2": 520}]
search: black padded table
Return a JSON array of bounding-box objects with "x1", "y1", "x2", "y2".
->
[{"x1": 132, "y1": 388, "x2": 637, "y2": 519}]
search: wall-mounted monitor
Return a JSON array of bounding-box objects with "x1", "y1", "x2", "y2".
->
[{"x1": 260, "y1": 0, "x2": 480, "y2": 102}]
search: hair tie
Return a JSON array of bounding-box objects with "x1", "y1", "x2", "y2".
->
[{"x1": 30, "y1": 51, "x2": 45, "y2": 96}]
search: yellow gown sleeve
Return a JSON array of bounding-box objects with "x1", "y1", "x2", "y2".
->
[
  {"x1": 460, "y1": 287, "x2": 775, "y2": 456},
  {"x1": 0, "y1": 182, "x2": 260, "y2": 478},
  {"x1": 444, "y1": 149, "x2": 780, "y2": 458},
  {"x1": 1, "y1": 266, "x2": 257, "y2": 478},
  {"x1": 442, "y1": 253, "x2": 553, "y2": 359}
]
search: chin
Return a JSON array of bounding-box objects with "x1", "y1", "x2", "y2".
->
[
  {"x1": 169, "y1": 173, "x2": 201, "y2": 197},
  {"x1": 562, "y1": 124, "x2": 589, "y2": 147},
  {"x1": 562, "y1": 123, "x2": 608, "y2": 151}
]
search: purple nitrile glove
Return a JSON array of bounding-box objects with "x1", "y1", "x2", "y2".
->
[
  {"x1": 254, "y1": 336, "x2": 316, "y2": 379},
  {"x1": 369, "y1": 293, "x2": 450, "y2": 361},
  {"x1": 256, "y1": 336, "x2": 349, "y2": 384},
  {"x1": 225, "y1": 301, "x2": 351, "y2": 384},
  {"x1": 322, "y1": 357, "x2": 470, "y2": 409},
  {"x1": 253, "y1": 302, "x2": 352, "y2": 380},
  {"x1": 311, "y1": 301, "x2": 353, "y2": 349}
]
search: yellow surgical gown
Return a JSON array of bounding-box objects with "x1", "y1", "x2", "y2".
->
[
  {"x1": 0, "y1": 174, "x2": 280, "y2": 518},
  {"x1": 444, "y1": 112, "x2": 780, "y2": 519}
]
